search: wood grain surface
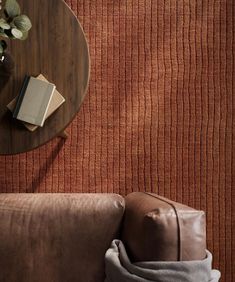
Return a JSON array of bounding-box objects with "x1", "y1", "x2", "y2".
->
[{"x1": 0, "y1": 0, "x2": 90, "y2": 155}]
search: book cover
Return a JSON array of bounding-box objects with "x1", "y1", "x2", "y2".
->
[
  {"x1": 13, "y1": 76, "x2": 56, "y2": 127},
  {"x1": 7, "y1": 74, "x2": 65, "y2": 131}
]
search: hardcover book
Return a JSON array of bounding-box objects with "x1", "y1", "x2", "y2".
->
[
  {"x1": 13, "y1": 76, "x2": 56, "y2": 127},
  {"x1": 7, "y1": 74, "x2": 65, "y2": 132}
]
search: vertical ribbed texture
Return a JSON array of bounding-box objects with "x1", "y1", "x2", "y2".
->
[{"x1": 0, "y1": 1, "x2": 234, "y2": 281}]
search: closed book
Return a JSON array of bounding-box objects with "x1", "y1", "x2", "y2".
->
[
  {"x1": 13, "y1": 76, "x2": 55, "y2": 127},
  {"x1": 7, "y1": 74, "x2": 65, "y2": 131}
]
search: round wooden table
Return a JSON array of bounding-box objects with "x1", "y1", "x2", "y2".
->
[{"x1": 0, "y1": 0, "x2": 90, "y2": 155}]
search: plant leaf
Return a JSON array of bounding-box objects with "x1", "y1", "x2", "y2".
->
[
  {"x1": 0, "y1": 19, "x2": 11, "y2": 30},
  {"x1": 0, "y1": 30, "x2": 9, "y2": 38},
  {"x1": 0, "y1": 40, "x2": 6, "y2": 56},
  {"x1": 11, "y1": 27, "x2": 23, "y2": 39},
  {"x1": 0, "y1": 40, "x2": 7, "y2": 50},
  {"x1": 0, "y1": 44, "x2": 3, "y2": 56},
  {"x1": 5, "y1": 0, "x2": 21, "y2": 18},
  {"x1": 20, "y1": 30, "x2": 28, "y2": 40},
  {"x1": 14, "y1": 15, "x2": 32, "y2": 32},
  {"x1": 2, "y1": 29, "x2": 12, "y2": 38}
]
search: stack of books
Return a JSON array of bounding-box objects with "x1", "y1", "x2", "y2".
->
[{"x1": 7, "y1": 74, "x2": 65, "y2": 131}]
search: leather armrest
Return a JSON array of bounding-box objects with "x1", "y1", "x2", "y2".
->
[{"x1": 121, "y1": 192, "x2": 206, "y2": 262}]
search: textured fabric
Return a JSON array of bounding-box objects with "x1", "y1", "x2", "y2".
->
[
  {"x1": 105, "y1": 240, "x2": 221, "y2": 282},
  {"x1": 121, "y1": 192, "x2": 206, "y2": 262},
  {"x1": 0, "y1": 193, "x2": 125, "y2": 282},
  {"x1": 0, "y1": 1, "x2": 234, "y2": 281}
]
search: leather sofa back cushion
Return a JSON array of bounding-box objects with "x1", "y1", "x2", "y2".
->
[
  {"x1": 0, "y1": 194, "x2": 125, "y2": 282},
  {"x1": 121, "y1": 192, "x2": 206, "y2": 262}
]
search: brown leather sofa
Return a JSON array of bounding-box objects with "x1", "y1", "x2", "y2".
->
[{"x1": 0, "y1": 192, "x2": 206, "y2": 282}]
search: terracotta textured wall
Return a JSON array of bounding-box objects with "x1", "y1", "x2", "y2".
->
[{"x1": 0, "y1": 1, "x2": 234, "y2": 281}]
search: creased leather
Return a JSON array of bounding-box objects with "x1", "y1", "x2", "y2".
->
[
  {"x1": 0, "y1": 192, "x2": 207, "y2": 281},
  {"x1": 121, "y1": 192, "x2": 206, "y2": 262},
  {"x1": 0, "y1": 194, "x2": 125, "y2": 282}
]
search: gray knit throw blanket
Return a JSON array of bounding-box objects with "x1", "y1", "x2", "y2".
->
[{"x1": 105, "y1": 240, "x2": 221, "y2": 282}]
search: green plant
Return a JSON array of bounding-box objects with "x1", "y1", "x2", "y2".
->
[{"x1": 0, "y1": 0, "x2": 32, "y2": 56}]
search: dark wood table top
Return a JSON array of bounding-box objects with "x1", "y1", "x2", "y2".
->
[{"x1": 0, "y1": 0, "x2": 90, "y2": 155}]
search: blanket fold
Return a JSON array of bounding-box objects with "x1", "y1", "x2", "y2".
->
[{"x1": 105, "y1": 240, "x2": 221, "y2": 282}]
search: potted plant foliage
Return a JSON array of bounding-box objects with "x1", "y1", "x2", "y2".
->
[{"x1": 0, "y1": 0, "x2": 32, "y2": 78}]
